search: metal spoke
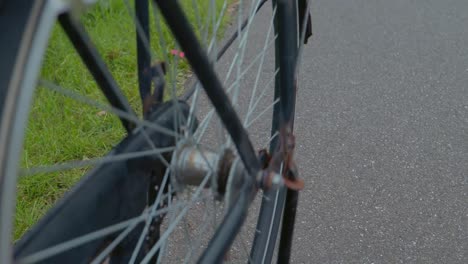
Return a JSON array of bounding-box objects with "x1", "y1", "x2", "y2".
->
[
  {"x1": 208, "y1": 0, "x2": 219, "y2": 62},
  {"x1": 194, "y1": 36, "x2": 276, "y2": 132},
  {"x1": 202, "y1": 0, "x2": 213, "y2": 45},
  {"x1": 191, "y1": 0, "x2": 202, "y2": 33},
  {"x1": 41, "y1": 79, "x2": 177, "y2": 170},
  {"x1": 244, "y1": 69, "x2": 278, "y2": 126},
  {"x1": 194, "y1": 110, "x2": 216, "y2": 143},
  {"x1": 186, "y1": 83, "x2": 201, "y2": 138},
  {"x1": 129, "y1": 168, "x2": 171, "y2": 264},
  {"x1": 214, "y1": 0, "x2": 268, "y2": 63},
  {"x1": 198, "y1": 16, "x2": 279, "y2": 134},
  {"x1": 39, "y1": 80, "x2": 178, "y2": 137},
  {"x1": 21, "y1": 146, "x2": 175, "y2": 176},
  {"x1": 140, "y1": 130, "x2": 171, "y2": 167},
  {"x1": 151, "y1": 4, "x2": 187, "y2": 148},
  {"x1": 186, "y1": 0, "x2": 228, "y2": 138},
  {"x1": 140, "y1": 171, "x2": 212, "y2": 264},
  {"x1": 246, "y1": 98, "x2": 279, "y2": 128},
  {"x1": 193, "y1": 37, "x2": 276, "y2": 142},
  {"x1": 156, "y1": 184, "x2": 176, "y2": 263},
  {"x1": 245, "y1": 6, "x2": 276, "y2": 124},
  {"x1": 268, "y1": 131, "x2": 279, "y2": 147},
  {"x1": 17, "y1": 205, "x2": 178, "y2": 264},
  {"x1": 225, "y1": 36, "x2": 276, "y2": 90},
  {"x1": 220, "y1": 34, "x2": 276, "y2": 94},
  {"x1": 90, "y1": 220, "x2": 140, "y2": 264},
  {"x1": 230, "y1": 0, "x2": 265, "y2": 107}
]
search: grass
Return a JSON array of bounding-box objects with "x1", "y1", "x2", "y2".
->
[{"x1": 15, "y1": 0, "x2": 232, "y2": 240}]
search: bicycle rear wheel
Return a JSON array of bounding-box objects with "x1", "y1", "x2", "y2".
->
[{"x1": 0, "y1": 0, "x2": 310, "y2": 262}]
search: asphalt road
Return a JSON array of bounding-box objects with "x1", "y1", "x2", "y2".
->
[
  {"x1": 290, "y1": 0, "x2": 467, "y2": 263},
  {"x1": 188, "y1": 0, "x2": 467, "y2": 262}
]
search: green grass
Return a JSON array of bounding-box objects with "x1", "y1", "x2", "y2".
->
[{"x1": 15, "y1": 0, "x2": 233, "y2": 240}]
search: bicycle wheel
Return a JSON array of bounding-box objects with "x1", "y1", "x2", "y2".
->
[{"x1": 0, "y1": 0, "x2": 311, "y2": 263}]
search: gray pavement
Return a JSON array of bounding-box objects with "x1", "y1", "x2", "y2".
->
[
  {"x1": 291, "y1": 0, "x2": 467, "y2": 263},
  {"x1": 190, "y1": 0, "x2": 467, "y2": 262}
]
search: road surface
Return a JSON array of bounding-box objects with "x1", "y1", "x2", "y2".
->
[{"x1": 290, "y1": 0, "x2": 467, "y2": 262}]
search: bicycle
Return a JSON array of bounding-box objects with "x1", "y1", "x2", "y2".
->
[{"x1": 0, "y1": 0, "x2": 312, "y2": 262}]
